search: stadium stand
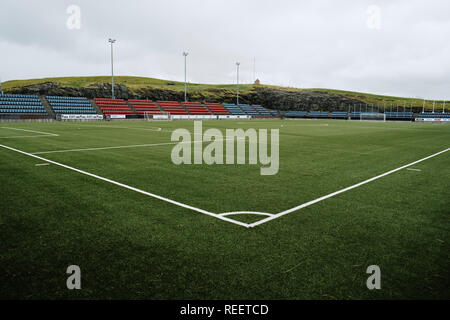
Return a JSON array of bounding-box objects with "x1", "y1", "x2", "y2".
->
[
  {"x1": 6, "y1": 93, "x2": 448, "y2": 122},
  {"x1": 157, "y1": 101, "x2": 188, "y2": 115},
  {"x1": 308, "y1": 111, "x2": 329, "y2": 118},
  {"x1": 330, "y1": 111, "x2": 348, "y2": 119},
  {"x1": 239, "y1": 104, "x2": 259, "y2": 116},
  {"x1": 223, "y1": 104, "x2": 246, "y2": 115},
  {"x1": 418, "y1": 112, "x2": 450, "y2": 118},
  {"x1": 268, "y1": 110, "x2": 279, "y2": 116},
  {"x1": 350, "y1": 112, "x2": 361, "y2": 119},
  {"x1": 128, "y1": 99, "x2": 162, "y2": 115},
  {"x1": 0, "y1": 93, "x2": 48, "y2": 117},
  {"x1": 46, "y1": 96, "x2": 96, "y2": 114},
  {"x1": 284, "y1": 111, "x2": 307, "y2": 118},
  {"x1": 384, "y1": 112, "x2": 413, "y2": 120},
  {"x1": 181, "y1": 102, "x2": 212, "y2": 115},
  {"x1": 204, "y1": 102, "x2": 230, "y2": 115},
  {"x1": 252, "y1": 105, "x2": 272, "y2": 116},
  {"x1": 94, "y1": 98, "x2": 134, "y2": 115}
]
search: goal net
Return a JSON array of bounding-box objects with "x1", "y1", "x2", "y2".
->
[
  {"x1": 360, "y1": 112, "x2": 386, "y2": 122},
  {"x1": 144, "y1": 111, "x2": 172, "y2": 121}
]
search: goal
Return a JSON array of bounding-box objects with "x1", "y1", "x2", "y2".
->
[
  {"x1": 144, "y1": 111, "x2": 172, "y2": 121},
  {"x1": 360, "y1": 112, "x2": 386, "y2": 122}
]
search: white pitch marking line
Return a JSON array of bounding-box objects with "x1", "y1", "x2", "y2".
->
[
  {"x1": 77, "y1": 124, "x2": 170, "y2": 132},
  {"x1": 0, "y1": 135, "x2": 60, "y2": 139},
  {"x1": 248, "y1": 147, "x2": 450, "y2": 228},
  {"x1": 1, "y1": 127, "x2": 59, "y2": 136},
  {"x1": 218, "y1": 211, "x2": 274, "y2": 217},
  {"x1": 2, "y1": 143, "x2": 447, "y2": 229},
  {"x1": 32, "y1": 142, "x2": 182, "y2": 154},
  {"x1": 0, "y1": 143, "x2": 250, "y2": 228},
  {"x1": 31, "y1": 137, "x2": 245, "y2": 155},
  {"x1": 35, "y1": 163, "x2": 50, "y2": 166},
  {"x1": 406, "y1": 168, "x2": 422, "y2": 172}
]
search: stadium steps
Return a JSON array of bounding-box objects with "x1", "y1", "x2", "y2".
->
[
  {"x1": 153, "y1": 101, "x2": 175, "y2": 115},
  {"x1": 90, "y1": 99, "x2": 103, "y2": 115},
  {"x1": 125, "y1": 100, "x2": 139, "y2": 116},
  {"x1": 202, "y1": 103, "x2": 215, "y2": 115},
  {"x1": 39, "y1": 96, "x2": 55, "y2": 118},
  {"x1": 153, "y1": 101, "x2": 165, "y2": 112}
]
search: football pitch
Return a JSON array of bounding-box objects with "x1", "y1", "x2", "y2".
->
[{"x1": 0, "y1": 119, "x2": 449, "y2": 299}]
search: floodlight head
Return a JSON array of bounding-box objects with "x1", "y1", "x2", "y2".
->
[
  {"x1": 236, "y1": 62, "x2": 240, "y2": 66},
  {"x1": 109, "y1": 38, "x2": 116, "y2": 43},
  {"x1": 183, "y1": 52, "x2": 188, "y2": 56}
]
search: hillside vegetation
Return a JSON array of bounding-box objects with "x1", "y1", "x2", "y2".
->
[{"x1": 2, "y1": 76, "x2": 447, "y2": 111}]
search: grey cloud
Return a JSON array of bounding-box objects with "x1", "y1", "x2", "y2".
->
[{"x1": 0, "y1": 0, "x2": 449, "y2": 99}]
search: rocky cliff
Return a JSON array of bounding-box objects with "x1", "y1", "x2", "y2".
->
[{"x1": 8, "y1": 82, "x2": 363, "y2": 111}]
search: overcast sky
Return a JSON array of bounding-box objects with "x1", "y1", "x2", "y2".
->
[{"x1": 1, "y1": 0, "x2": 449, "y2": 99}]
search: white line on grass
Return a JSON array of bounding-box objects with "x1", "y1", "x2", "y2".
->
[
  {"x1": 0, "y1": 143, "x2": 250, "y2": 228},
  {"x1": 406, "y1": 168, "x2": 422, "y2": 172},
  {"x1": 248, "y1": 147, "x2": 449, "y2": 228},
  {"x1": 218, "y1": 211, "x2": 274, "y2": 217},
  {"x1": 32, "y1": 137, "x2": 245, "y2": 154},
  {"x1": 0, "y1": 135, "x2": 60, "y2": 139},
  {"x1": 0, "y1": 127, "x2": 59, "y2": 139},
  {"x1": 0, "y1": 143, "x2": 447, "y2": 229},
  {"x1": 35, "y1": 163, "x2": 50, "y2": 166},
  {"x1": 32, "y1": 142, "x2": 182, "y2": 154},
  {"x1": 77, "y1": 124, "x2": 171, "y2": 133},
  {"x1": 1, "y1": 127, "x2": 59, "y2": 136}
]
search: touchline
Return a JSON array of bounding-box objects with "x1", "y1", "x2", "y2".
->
[{"x1": 171, "y1": 121, "x2": 279, "y2": 175}]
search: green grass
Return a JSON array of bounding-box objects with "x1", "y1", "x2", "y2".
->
[
  {"x1": 0, "y1": 120, "x2": 449, "y2": 299},
  {"x1": 2, "y1": 76, "x2": 255, "y2": 93},
  {"x1": 3, "y1": 76, "x2": 447, "y2": 110}
]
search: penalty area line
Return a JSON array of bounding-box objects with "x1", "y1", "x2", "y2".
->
[{"x1": 0, "y1": 143, "x2": 250, "y2": 228}]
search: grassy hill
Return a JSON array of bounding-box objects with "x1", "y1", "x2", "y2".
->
[{"x1": 2, "y1": 76, "x2": 447, "y2": 110}]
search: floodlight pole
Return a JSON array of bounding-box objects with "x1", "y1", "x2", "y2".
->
[
  {"x1": 432, "y1": 100, "x2": 435, "y2": 113},
  {"x1": 108, "y1": 38, "x2": 116, "y2": 99},
  {"x1": 422, "y1": 99, "x2": 425, "y2": 113},
  {"x1": 183, "y1": 52, "x2": 188, "y2": 102},
  {"x1": 443, "y1": 101, "x2": 446, "y2": 113},
  {"x1": 253, "y1": 57, "x2": 256, "y2": 82},
  {"x1": 236, "y1": 62, "x2": 240, "y2": 105}
]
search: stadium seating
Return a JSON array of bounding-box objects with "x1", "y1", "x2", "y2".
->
[
  {"x1": 284, "y1": 111, "x2": 307, "y2": 118},
  {"x1": 94, "y1": 98, "x2": 134, "y2": 115},
  {"x1": 384, "y1": 112, "x2": 413, "y2": 120},
  {"x1": 46, "y1": 96, "x2": 96, "y2": 114},
  {"x1": 350, "y1": 112, "x2": 362, "y2": 119},
  {"x1": 181, "y1": 102, "x2": 211, "y2": 115},
  {"x1": 0, "y1": 93, "x2": 48, "y2": 116},
  {"x1": 237, "y1": 104, "x2": 273, "y2": 116},
  {"x1": 330, "y1": 111, "x2": 348, "y2": 119},
  {"x1": 157, "y1": 101, "x2": 188, "y2": 115},
  {"x1": 238, "y1": 104, "x2": 259, "y2": 116},
  {"x1": 222, "y1": 104, "x2": 246, "y2": 115},
  {"x1": 308, "y1": 111, "x2": 329, "y2": 118},
  {"x1": 268, "y1": 110, "x2": 279, "y2": 116},
  {"x1": 204, "y1": 102, "x2": 230, "y2": 115},
  {"x1": 128, "y1": 99, "x2": 163, "y2": 115},
  {"x1": 418, "y1": 112, "x2": 450, "y2": 118},
  {"x1": 252, "y1": 105, "x2": 272, "y2": 116}
]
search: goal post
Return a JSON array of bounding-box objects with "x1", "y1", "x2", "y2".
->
[{"x1": 144, "y1": 111, "x2": 172, "y2": 121}]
